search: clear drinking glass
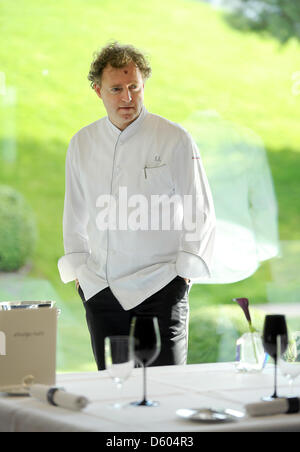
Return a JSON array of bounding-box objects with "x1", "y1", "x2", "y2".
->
[
  {"x1": 104, "y1": 335, "x2": 134, "y2": 409},
  {"x1": 278, "y1": 331, "x2": 300, "y2": 395}
]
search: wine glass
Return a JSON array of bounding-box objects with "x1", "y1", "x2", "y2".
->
[
  {"x1": 104, "y1": 336, "x2": 134, "y2": 408},
  {"x1": 278, "y1": 331, "x2": 300, "y2": 395},
  {"x1": 262, "y1": 314, "x2": 288, "y2": 401},
  {"x1": 129, "y1": 316, "x2": 161, "y2": 407}
]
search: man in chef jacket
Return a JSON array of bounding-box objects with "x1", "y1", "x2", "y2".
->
[{"x1": 58, "y1": 42, "x2": 216, "y2": 370}]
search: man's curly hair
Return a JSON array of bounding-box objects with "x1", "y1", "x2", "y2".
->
[{"x1": 87, "y1": 42, "x2": 152, "y2": 88}]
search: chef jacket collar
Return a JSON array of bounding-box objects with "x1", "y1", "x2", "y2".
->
[{"x1": 105, "y1": 105, "x2": 147, "y2": 142}]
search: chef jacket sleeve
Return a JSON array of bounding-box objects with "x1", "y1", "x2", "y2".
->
[
  {"x1": 174, "y1": 131, "x2": 216, "y2": 280},
  {"x1": 58, "y1": 137, "x2": 90, "y2": 283}
]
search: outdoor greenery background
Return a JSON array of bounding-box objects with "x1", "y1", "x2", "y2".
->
[{"x1": 0, "y1": 0, "x2": 299, "y2": 372}]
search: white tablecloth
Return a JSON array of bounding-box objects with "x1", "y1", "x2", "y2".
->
[{"x1": 1, "y1": 363, "x2": 300, "y2": 432}]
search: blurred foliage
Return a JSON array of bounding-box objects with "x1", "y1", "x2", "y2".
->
[
  {"x1": 0, "y1": 186, "x2": 37, "y2": 271},
  {"x1": 224, "y1": 0, "x2": 300, "y2": 44}
]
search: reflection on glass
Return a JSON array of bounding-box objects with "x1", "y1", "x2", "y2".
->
[
  {"x1": 266, "y1": 240, "x2": 300, "y2": 305},
  {"x1": 184, "y1": 110, "x2": 279, "y2": 284},
  {"x1": 0, "y1": 72, "x2": 17, "y2": 164}
]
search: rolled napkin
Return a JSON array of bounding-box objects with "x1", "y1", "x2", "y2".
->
[
  {"x1": 29, "y1": 384, "x2": 90, "y2": 411},
  {"x1": 246, "y1": 397, "x2": 300, "y2": 417}
]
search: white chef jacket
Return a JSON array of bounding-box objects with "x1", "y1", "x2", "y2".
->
[{"x1": 58, "y1": 106, "x2": 216, "y2": 310}]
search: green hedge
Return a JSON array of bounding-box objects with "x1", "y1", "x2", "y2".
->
[
  {"x1": 188, "y1": 305, "x2": 266, "y2": 364},
  {"x1": 0, "y1": 186, "x2": 37, "y2": 271}
]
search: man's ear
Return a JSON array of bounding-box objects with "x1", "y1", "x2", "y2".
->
[{"x1": 94, "y1": 84, "x2": 102, "y2": 99}]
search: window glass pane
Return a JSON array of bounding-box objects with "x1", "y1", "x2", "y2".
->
[{"x1": 0, "y1": 0, "x2": 299, "y2": 372}]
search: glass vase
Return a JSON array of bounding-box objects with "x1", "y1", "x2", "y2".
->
[{"x1": 236, "y1": 332, "x2": 266, "y2": 373}]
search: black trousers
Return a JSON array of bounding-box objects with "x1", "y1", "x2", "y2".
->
[{"x1": 78, "y1": 276, "x2": 190, "y2": 371}]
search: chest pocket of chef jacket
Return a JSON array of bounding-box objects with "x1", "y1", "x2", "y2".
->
[{"x1": 143, "y1": 165, "x2": 175, "y2": 196}]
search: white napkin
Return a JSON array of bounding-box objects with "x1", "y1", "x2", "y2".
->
[
  {"x1": 29, "y1": 384, "x2": 90, "y2": 411},
  {"x1": 246, "y1": 398, "x2": 290, "y2": 417}
]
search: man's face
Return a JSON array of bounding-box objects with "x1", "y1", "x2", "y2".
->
[{"x1": 95, "y1": 61, "x2": 145, "y2": 131}]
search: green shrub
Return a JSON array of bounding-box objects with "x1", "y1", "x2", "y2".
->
[
  {"x1": 188, "y1": 305, "x2": 266, "y2": 364},
  {"x1": 0, "y1": 185, "x2": 37, "y2": 271}
]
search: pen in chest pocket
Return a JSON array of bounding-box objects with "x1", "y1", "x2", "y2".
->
[{"x1": 144, "y1": 163, "x2": 166, "y2": 179}]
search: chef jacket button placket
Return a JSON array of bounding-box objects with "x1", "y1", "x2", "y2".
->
[
  {"x1": 113, "y1": 139, "x2": 123, "y2": 213},
  {"x1": 112, "y1": 166, "x2": 121, "y2": 199},
  {"x1": 113, "y1": 136, "x2": 121, "y2": 200},
  {"x1": 106, "y1": 138, "x2": 122, "y2": 281}
]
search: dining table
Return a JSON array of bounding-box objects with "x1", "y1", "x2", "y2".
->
[{"x1": 0, "y1": 362, "x2": 300, "y2": 433}]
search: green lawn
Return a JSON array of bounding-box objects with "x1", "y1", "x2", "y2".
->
[{"x1": 0, "y1": 0, "x2": 299, "y2": 372}]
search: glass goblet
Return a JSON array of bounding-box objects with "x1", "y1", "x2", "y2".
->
[
  {"x1": 262, "y1": 314, "x2": 288, "y2": 401},
  {"x1": 129, "y1": 316, "x2": 161, "y2": 407}
]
